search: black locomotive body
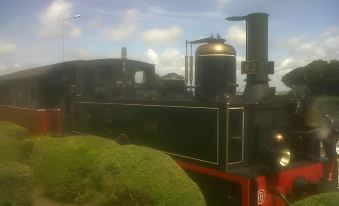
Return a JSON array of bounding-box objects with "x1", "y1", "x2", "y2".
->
[{"x1": 0, "y1": 13, "x2": 338, "y2": 206}]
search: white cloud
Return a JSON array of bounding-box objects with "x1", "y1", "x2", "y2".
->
[
  {"x1": 226, "y1": 25, "x2": 246, "y2": 47},
  {"x1": 321, "y1": 27, "x2": 339, "y2": 58},
  {"x1": 280, "y1": 58, "x2": 294, "y2": 68},
  {"x1": 38, "y1": 0, "x2": 82, "y2": 38},
  {"x1": 142, "y1": 26, "x2": 182, "y2": 45},
  {"x1": 285, "y1": 36, "x2": 326, "y2": 59},
  {"x1": 146, "y1": 49, "x2": 159, "y2": 65},
  {"x1": 270, "y1": 75, "x2": 290, "y2": 91},
  {"x1": 102, "y1": 9, "x2": 139, "y2": 41},
  {"x1": 72, "y1": 49, "x2": 98, "y2": 60},
  {"x1": 68, "y1": 26, "x2": 82, "y2": 38},
  {"x1": 146, "y1": 48, "x2": 184, "y2": 75},
  {"x1": 268, "y1": 26, "x2": 339, "y2": 91},
  {"x1": 70, "y1": 49, "x2": 114, "y2": 60},
  {"x1": 271, "y1": 58, "x2": 306, "y2": 91},
  {"x1": 276, "y1": 58, "x2": 296, "y2": 74},
  {"x1": 147, "y1": 7, "x2": 220, "y2": 19},
  {"x1": 284, "y1": 27, "x2": 339, "y2": 61},
  {"x1": 216, "y1": 0, "x2": 230, "y2": 8},
  {"x1": 0, "y1": 47, "x2": 44, "y2": 75},
  {"x1": 0, "y1": 39, "x2": 17, "y2": 55},
  {"x1": 235, "y1": 55, "x2": 246, "y2": 92},
  {"x1": 88, "y1": 16, "x2": 103, "y2": 27}
]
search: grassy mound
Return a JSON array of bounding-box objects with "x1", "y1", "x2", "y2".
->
[
  {"x1": 31, "y1": 135, "x2": 206, "y2": 206},
  {"x1": 0, "y1": 161, "x2": 33, "y2": 206},
  {"x1": 92, "y1": 145, "x2": 205, "y2": 206},
  {"x1": 30, "y1": 135, "x2": 118, "y2": 202},
  {"x1": 0, "y1": 121, "x2": 205, "y2": 205},
  {"x1": 0, "y1": 121, "x2": 28, "y2": 138},
  {"x1": 292, "y1": 192, "x2": 339, "y2": 206},
  {"x1": 0, "y1": 121, "x2": 27, "y2": 163}
]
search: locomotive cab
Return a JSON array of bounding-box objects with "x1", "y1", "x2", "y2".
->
[{"x1": 74, "y1": 58, "x2": 159, "y2": 99}]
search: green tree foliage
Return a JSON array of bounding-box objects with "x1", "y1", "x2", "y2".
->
[{"x1": 282, "y1": 60, "x2": 339, "y2": 95}]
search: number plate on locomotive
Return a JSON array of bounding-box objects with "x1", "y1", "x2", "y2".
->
[{"x1": 241, "y1": 60, "x2": 259, "y2": 74}]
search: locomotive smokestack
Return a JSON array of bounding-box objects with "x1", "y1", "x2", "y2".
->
[{"x1": 226, "y1": 13, "x2": 274, "y2": 102}]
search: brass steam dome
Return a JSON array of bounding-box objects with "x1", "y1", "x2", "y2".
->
[{"x1": 196, "y1": 42, "x2": 236, "y2": 57}]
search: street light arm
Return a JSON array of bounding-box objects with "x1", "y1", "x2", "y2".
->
[{"x1": 64, "y1": 14, "x2": 81, "y2": 20}]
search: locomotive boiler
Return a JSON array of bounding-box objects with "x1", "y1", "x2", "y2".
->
[{"x1": 0, "y1": 13, "x2": 338, "y2": 206}]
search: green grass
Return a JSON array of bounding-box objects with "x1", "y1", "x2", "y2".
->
[{"x1": 292, "y1": 192, "x2": 339, "y2": 206}]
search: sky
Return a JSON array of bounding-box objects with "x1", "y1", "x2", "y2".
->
[{"x1": 0, "y1": 0, "x2": 338, "y2": 91}]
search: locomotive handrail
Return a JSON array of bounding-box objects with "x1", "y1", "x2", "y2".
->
[
  {"x1": 288, "y1": 128, "x2": 322, "y2": 134},
  {"x1": 117, "y1": 133, "x2": 130, "y2": 145}
]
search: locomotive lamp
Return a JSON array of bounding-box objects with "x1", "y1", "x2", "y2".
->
[
  {"x1": 258, "y1": 129, "x2": 291, "y2": 167},
  {"x1": 265, "y1": 145, "x2": 291, "y2": 168},
  {"x1": 279, "y1": 148, "x2": 291, "y2": 167},
  {"x1": 272, "y1": 133, "x2": 291, "y2": 167},
  {"x1": 274, "y1": 133, "x2": 284, "y2": 143}
]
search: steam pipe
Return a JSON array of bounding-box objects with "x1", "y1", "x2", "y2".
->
[
  {"x1": 121, "y1": 47, "x2": 127, "y2": 59},
  {"x1": 185, "y1": 41, "x2": 189, "y2": 85},
  {"x1": 189, "y1": 43, "x2": 193, "y2": 86}
]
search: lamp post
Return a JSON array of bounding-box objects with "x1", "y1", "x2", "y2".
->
[{"x1": 63, "y1": 14, "x2": 81, "y2": 62}]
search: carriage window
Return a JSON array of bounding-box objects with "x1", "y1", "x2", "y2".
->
[{"x1": 135, "y1": 71, "x2": 145, "y2": 84}]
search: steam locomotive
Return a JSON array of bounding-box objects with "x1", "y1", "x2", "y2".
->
[{"x1": 0, "y1": 13, "x2": 338, "y2": 206}]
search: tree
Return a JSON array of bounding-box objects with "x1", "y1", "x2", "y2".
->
[{"x1": 282, "y1": 60, "x2": 339, "y2": 95}]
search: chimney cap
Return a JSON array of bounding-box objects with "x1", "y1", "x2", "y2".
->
[{"x1": 226, "y1": 13, "x2": 269, "y2": 22}]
